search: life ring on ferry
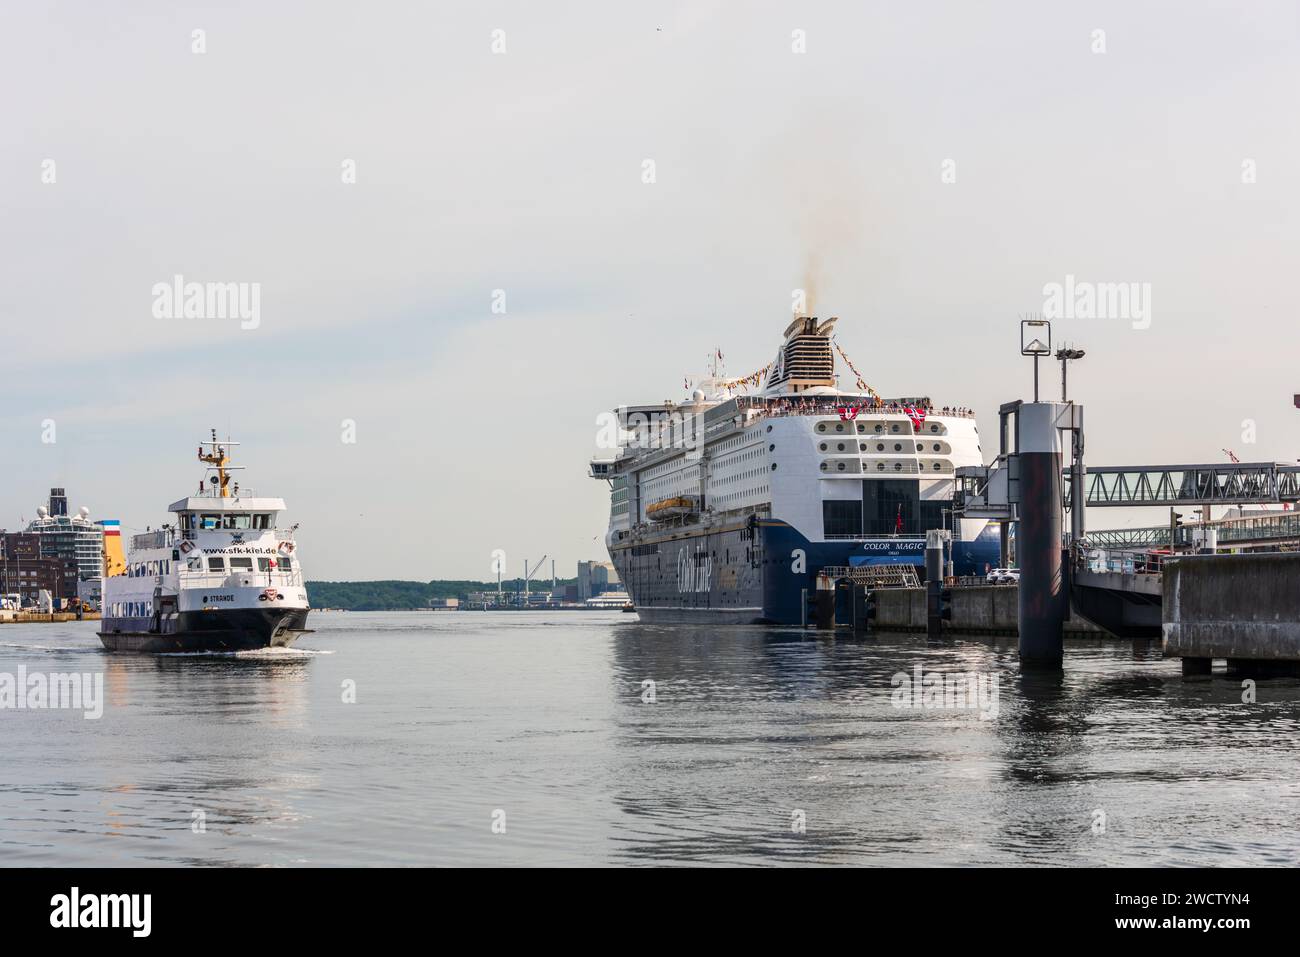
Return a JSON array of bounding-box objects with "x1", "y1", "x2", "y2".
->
[{"x1": 277, "y1": 541, "x2": 295, "y2": 555}]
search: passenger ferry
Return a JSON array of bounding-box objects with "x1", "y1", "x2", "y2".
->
[
  {"x1": 589, "y1": 317, "x2": 1000, "y2": 624},
  {"x1": 98, "y1": 433, "x2": 311, "y2": 651}
]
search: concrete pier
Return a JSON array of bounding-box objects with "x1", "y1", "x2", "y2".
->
[
  {"x1": 863, "y1": 584, "x2": 1105, "y2": 636},
  {"x1": 1163, "y1": 553, "x2": 1300, "y2": 667}
]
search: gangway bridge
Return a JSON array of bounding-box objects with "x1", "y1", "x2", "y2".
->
[
  {"x1": 1065, "y1": 462, "x2": 1300, "y2": 508},
  {"x1": 956, "y1": 460, "x2": 1300, "y2": 518},
  {"x1": 955, "y1": 449, "x2": 1300, "y2": 641},
  {"x1": 1086, "y1": 510, "x2": 1300, "y2": 550}
]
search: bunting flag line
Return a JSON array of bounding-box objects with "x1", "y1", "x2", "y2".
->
[
  {"x1": 717, "y1": 362, "x2": 772, "y2": 392},
  {"x1": 832, "y1": 338, "x2": 882, "y2": 401}
]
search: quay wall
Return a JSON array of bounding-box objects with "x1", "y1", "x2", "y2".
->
[
  {"x1": 868, "y1": 585, "x2": 1106, "y2": 636},
  {"x1": 0, "y1": 611, "x2": 100, "y2": 624},
  {"x1": 1164, "y1": 553, "x2": 1300, "y2": 660}
]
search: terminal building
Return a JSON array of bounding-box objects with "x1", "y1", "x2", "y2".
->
[
  {"x1": 3, "y1": 488, "x2": 120, "y2": 607},
  {"x1": 0, "y1": 532, "x2": 80, "y2": 604}
]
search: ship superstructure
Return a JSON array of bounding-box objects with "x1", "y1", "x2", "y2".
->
[
  {"x1": 590, "y1": 318, "x2": 999, "y2": 623},
  {"x1": 98, "y1": 433, "x2": 311, "y2": 651}
]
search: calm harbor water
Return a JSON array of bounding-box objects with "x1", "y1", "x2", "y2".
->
[{"x1": 2, "y1": 610, "x2": 1298, "y2": 867}]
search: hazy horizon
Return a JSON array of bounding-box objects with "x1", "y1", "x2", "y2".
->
[{"x1": 2, "y1": 2, "x2": 1297, "y2": 580}]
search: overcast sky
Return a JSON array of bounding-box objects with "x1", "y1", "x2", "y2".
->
[{"x1": 1, "y1": 1, "x2": 1297, "y2": 580}]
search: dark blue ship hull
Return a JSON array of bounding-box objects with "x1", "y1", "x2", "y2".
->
[{"x1": 610, "y1": 519, "x2": 1000, "y2": 625}]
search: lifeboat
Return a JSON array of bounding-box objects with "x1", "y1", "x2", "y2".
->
[{"x1": 646, "y1": 496, "x2": 700, "y2": 521}]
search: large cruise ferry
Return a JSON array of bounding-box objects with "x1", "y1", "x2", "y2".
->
[
  {"x1": 590, "y1": 317, "x2": 1000, "y2": 624},
  {"x1": 98, "y1": 434, "x2": 311, "y2": 652}
]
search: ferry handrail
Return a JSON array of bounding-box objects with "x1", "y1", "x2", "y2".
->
[{"x1": 178, "y1": 570, "x2": 305, "y2": 589}]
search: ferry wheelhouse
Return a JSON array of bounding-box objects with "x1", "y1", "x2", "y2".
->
[{"x1": 98, "y1": 433, "x2": 311, "y2": 651}]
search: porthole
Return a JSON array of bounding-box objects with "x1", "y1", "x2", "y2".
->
[
  {"x1": 857, "y1": 423, "x2": 866, "y2": 433},
  {"x1": 876, "y1": 462, "x2": 885, "y2": 471},
  {"x1": 837, "y1": 462, "x2": 846, "y2": 471},
  {"x1": 876, "y1": 443, "x2": 884, "y2": 451},
  {"x1": 766, "y1": 425, "x2": 772, "y2": 433},
  {"x1": 933, "y1": 443, "x2": 941, "y2": 452},
  {"x1": 917, "y1": 443, "x2": 924, "y2": 452},
  {"x1": 769, "y1": 443, "x2": 775, "y2": 452},
  {"x1": 817, "y1": 423, "x2": 827, "y2": 433},
  {"x1": 771, "y1": 463, "x2": 777, "y2": 471},
  {"x1": 834, "y1": 423, "x2": 844, "y2": 433},
  {"x1": 930, "y1": 424, "x2": 939, "y2": 433},
  {"x1": 836, "y1": 442, "x2": 845, "y2": 451},
  {"x1": 874, "y1": 424, "x2": 883, "y2": 433},
  {"x1": 820, "y1": 462, "x2": 828, "y2": 471},
  {"x1": 891, "y1": 424, "x2": 900, "y2": 433},
  {"x1": 894, "y1": 443, "x2": 902, "y2": 452},
  {"x1": 933, "y1": 463, "x2": 941, "y2": 471},
  {"x1": 859, "y1": 443, "x2": 867, "y2": 452},
  {"x1": 819, "y1": 443, "x2": 828, "y2": 451},
  {"x1": 894, "y1": 463, "x2": 903, "y2": 471}
]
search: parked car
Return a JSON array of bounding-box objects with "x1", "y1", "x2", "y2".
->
[{"x1": 986, "y1": 568, "x2": 1020, "y2": 584}]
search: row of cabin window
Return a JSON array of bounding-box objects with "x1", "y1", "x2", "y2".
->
[
  {"x1": 128, "y1": 556, "x2": 294, "y2": 576},
  {"x1": 203, "y1": 556, "x2": 293, "y2": 573},
  {"x1": 180, "y1": 513, "x2": 273, "y2": 531}
]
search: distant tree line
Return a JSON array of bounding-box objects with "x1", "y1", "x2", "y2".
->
[{"x1": 307, "y1": 578, "x2": 579, "y2": 611}]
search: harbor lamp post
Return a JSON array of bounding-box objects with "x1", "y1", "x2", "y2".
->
[
  {"x1": 1055, "y1": 347, "x2": 1086, "y2": 401},
  {"x1": 1021, "y1": 319, "x2": 1052, "y2": 401}
]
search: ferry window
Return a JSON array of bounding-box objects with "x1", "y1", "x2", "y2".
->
[
  {"x1": 222, "y1": 514, "x2": 252, "y2": 530},
  {"x1": 257, "y1": 557, "x2": 274, "y2": 571},
  {"x1": 230, "y1": 557, "x2": 254, "y2": 571},
  {"x1": 180, "y1": 514, "x2": 192, "y2": 529},
  {"x1": 253, "y1": 514, "x2": 271, "y2": 529},
  {"x1": 823, "y1": 500, "x2": 862, "y2": 537},
  {"x1": 208, "y1": 557, "x2": 226, "y2": 571},
  {"x1": 279, "y1": 556, "x2": 293, "y2": 571},
  {"x1": 201, "y1": 515, "x2": 219, "y2": 529}
]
